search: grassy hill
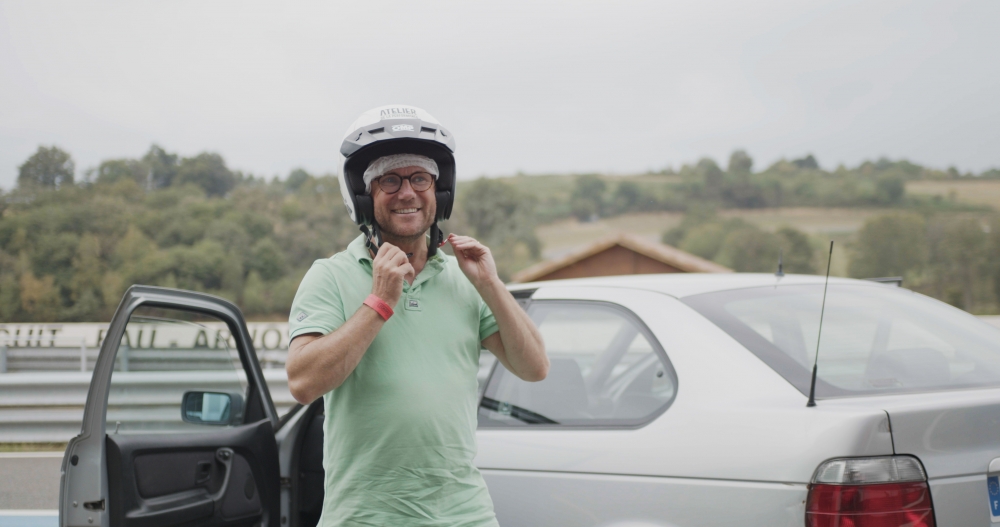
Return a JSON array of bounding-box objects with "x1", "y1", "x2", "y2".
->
[{"x1": 4, "y1": 144, "x2": 1000, "y2": 321}]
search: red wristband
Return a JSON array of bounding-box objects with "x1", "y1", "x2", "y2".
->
[{"x1": 363, "y1": 294, "x2": 394, "y2": 321}]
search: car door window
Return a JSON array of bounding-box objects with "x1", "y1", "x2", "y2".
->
[
  {"x1": 479, "y1": 301, "x2": 676, "y2": 427},
  {"x1": 106, "y1": 306, "x2": 249, "y2": 434}
]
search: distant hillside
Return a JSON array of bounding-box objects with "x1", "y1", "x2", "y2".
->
[{"x1": 3, "y1": 144, "x2": 1000, "y2": 322}]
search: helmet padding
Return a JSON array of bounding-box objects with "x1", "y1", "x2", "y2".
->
[{"x1": 362, "y1": 154, "x2": 438, "y2": 194}]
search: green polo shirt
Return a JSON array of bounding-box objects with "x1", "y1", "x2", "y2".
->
[{"x1": 288, "y1": 234, "x2": 500, "y2": 527}]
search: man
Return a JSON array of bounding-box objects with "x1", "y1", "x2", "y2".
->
[{"x1": 285, "y1": 105, "x2": 548, "y2": 527}]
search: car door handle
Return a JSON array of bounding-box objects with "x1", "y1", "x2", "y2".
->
[
  {"x1": 195, "y1": 461, "x2": 212, "y2": 484},
  {"x1": 208, "y1": 447, "x2": 234, "y2": 501}
]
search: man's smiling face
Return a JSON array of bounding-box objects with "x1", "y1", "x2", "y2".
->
[{"x1": 371, "y1": 165, "x2": 437, "y2": 243}]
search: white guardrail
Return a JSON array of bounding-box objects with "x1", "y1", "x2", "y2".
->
[
  {"x1": 0, "y1": 370, "x2": 296, "y2": 443},
  {"x1": 8, "y1": 316, "x2": 997, "y2": 444},
  {"x1": 0, "y1": 322, "x2": 497, "y2": 443}
]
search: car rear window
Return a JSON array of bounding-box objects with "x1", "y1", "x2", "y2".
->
[
  {"x1": 479, "y1": 301, "x2": 676, "y2": 427},
  {"x1": 683, "y1": 283, "x2": 1000, "y2": 398}
]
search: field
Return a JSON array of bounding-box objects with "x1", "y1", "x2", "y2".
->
[
  {"x1": 906, "y1": 179, "x2": 1000, "y2": 209},
  {"x1": 533, "y1": 180, "x2": 1000, "y2": 261},
  {"x1": 534, "y1": 208, "x2": 896, "y2": 276}
]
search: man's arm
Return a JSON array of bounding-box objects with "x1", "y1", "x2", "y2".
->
[
  {"x1": 285, "y1": 243, "x2": 413, "y2": 404},
  {"x1": 286, "y1": 309, "x2": 383, "y2": 404},
  {"x1": 448, "y1": 234, "x2": 548, "y2": 382}
]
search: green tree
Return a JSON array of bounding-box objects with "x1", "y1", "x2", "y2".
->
[
  {"x1": 143, "y1": 145, "x2": 178, "y2": 189},
  {"x1": 6, "y1": 145, "x2": 1000, "y2": 322},
  {"x1": 95, "y1": 159, "x2": 147, "y2": 187},
  {"x1": 678, "y1": 222, "x2": 732, "y2": 260},
  {"x1": 675, "y1": 157, "x2": 731, "y2": 204},
  {"x1": 611, "y1": 181, "x2": 641, "y2": 214},
  {"x1": 205, "y1": 220, "x2": 251, "y2": 255},
  {"x1": 570, "y1": 174, "x2": 607, "y2": 221},
  {"x1": 716, "y1": 227, "x2": 783, "y2": 272},
  {"x1": 0, "y1": 271, "x2": 19, "y2": 321},
  {"x1": 18, "y1": 146, "x2": 75, "y2": 188},
  {"x1": 989, "y1": 217, "x2": 1000, "y2": 307},
  {"x1": 728, "y1": 150, "x2": 753, "y2": 174},
  {"x1": 792, "y1": 154, "x2": 819, "y2": 170},
  {"x1": 219, "y1": 252, "x2": 245, "y2": 301},
  {"x1": 662, "y1": 205, "x2": 718, "y2": 246},
  {"x1": 666, "y1": 211, "x2": 812, "y2": 273},
  {"x1": 849, "y1": 213, "x2": 927, "y2": 280},
  {"x1": 166, "y1": 240, "x2": 227, "y2": 290},
  {"x1": 247, "y1": 238, "x2": 287, "y2": 281},
  {"x1": 67, "y1": 234, "x2": 105, "y2": 319},
  {"x1": 18, "y1": 252, "x2": 61, "y2": 320},
  {"x1": 0, "y1": 147, "x2": 360, "y2": 321},
  {"x1": 875, "y1": 174, "x2": 905, "y2": 204},
  {"x1": 776, "y1": 227, "x2": 815, "y2": 273},
  {"x1": 461, "y1": 177, "x2": 541, "y2": 281},
  {"x1": 176, "y1": 153, "x2": 236, "y2": 196},
  {"x1": 286, "y1": 168, "x2": 312, "y2": 192},
  {"x1": 32, "y1": 231, "x2": 80, "y2": 290},
  {"x1": 242, "y1": 270, "x2": 268, "y2": 315},
  {"x1": 698, "y1": 158, "x2": 724, "y2": 183},
  {"x1": 0, "y1": 249, "x2": 19, "y2": 320},
  {"x1": 114, "y1": 226, "x2": 169, "y2": 286},
  {"x1": 926, "y1": 217, "x2": 987, "y2": 310}
]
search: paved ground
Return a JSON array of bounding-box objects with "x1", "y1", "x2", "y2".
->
[
  {"x1": 0, "y1": 513, "x2": 57, "y2": 527},
  {"x1": 0, "y1": 453, "x2": 62, "y2": 510}
]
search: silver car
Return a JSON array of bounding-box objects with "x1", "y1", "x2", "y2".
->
[{"x1": 60, "y1": 275, "x2": 1000, "y2": 526}]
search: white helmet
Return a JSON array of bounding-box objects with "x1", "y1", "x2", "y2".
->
[{"x1": 338, "y1": 105, "x2": 457, "y2": 226}]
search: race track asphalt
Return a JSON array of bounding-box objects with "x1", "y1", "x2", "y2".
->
[{"x1": 0, "y1": 452, "x2": 61, "y2": 526}]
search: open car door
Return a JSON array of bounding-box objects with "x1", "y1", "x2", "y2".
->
[{"x1": 59, "y1": 285, "x2": 281, "y2": 527}]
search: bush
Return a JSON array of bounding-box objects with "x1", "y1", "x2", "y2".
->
[
  {"x1": 664, "y1": 212, "x2": 814, "y2": 273},
  {"x1": 848, "y1": 213, "x2": 927, "y2": 279},
  {"x1": 0, "y1": 146, "x2": 358, "y2": 320},
  {"x1": 570, "y1": 174, "x2": 607, "y2": 221}
]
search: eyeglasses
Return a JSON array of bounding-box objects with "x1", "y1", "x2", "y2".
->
[{"x1": 374, "y1": 172, "x2": 435, "y2": 194}]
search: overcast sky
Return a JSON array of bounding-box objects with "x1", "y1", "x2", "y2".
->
[{"x1": 0, "y1": 0, "x2": 997, "y2": 190}]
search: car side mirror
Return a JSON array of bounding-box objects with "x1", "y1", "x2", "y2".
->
[{"x1": 181, "y1": 391, "x2": 244, "y2": 426}]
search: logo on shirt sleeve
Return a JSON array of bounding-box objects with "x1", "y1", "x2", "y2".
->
[{"x1": 295, "y1": 311, "x2": 309, "y2": 322}]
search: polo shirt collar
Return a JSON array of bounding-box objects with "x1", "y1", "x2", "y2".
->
[
  {"x1": 347, "y1": 234, "x2": 373, "y2": 264},
  {"x1": 347, "y1": 234, "x2": 447, "y2": 288}
]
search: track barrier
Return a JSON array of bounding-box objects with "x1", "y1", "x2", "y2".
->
[{"x1": 0, "y1": 323, "x2": 497, "y2": 442}]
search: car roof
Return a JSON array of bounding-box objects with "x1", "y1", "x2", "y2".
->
[{"x1": 509, "y1": 273, "x2": 891, "y2": 299}]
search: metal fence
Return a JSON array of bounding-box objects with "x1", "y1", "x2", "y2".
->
[
  {"x1": 0, "y1": 332, "x2": 289, "y2": 442},
  {"x1": 4, "y1": 316, "x2": 1000, "y2": 443},
  {"x1": 0, "y1": 370, "x2": 296, "y2": 443},
  {"x1": 0, "y1": 338, "x2": 289, "y2": 373},
  {"x1": 5, "y1": 316, "x2": 1000, "y2": 444},
  {"x1": 0, "y1": 337, "x2": 93, "y2": 373}
]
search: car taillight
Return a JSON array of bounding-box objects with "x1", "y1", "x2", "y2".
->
[{"x1": 806, "y1": 456, "x2": 935, "y2": 527}]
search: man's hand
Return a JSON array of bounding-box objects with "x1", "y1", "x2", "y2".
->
[
  {"x1": 448, "y1": 233, "x2": 549, "y2": 382},
  {"x1": 288, "y1": 242, "x2": 412, "y2": 404},
  {"x1": 370, "y1": 242, "x2": 414, "y2": 307},
  {"x1": 447, "y1": 234, "x2": 500, "y2": 289}
]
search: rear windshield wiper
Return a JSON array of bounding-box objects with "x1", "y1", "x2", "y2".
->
[{"x1": 479, "y1": 396, "x2": 558, "y2": 425}]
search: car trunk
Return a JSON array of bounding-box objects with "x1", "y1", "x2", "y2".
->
[{"x1": 880, "y1": 387, "x2": 1000, "y2": 525}]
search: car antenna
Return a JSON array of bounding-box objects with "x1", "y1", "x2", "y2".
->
[
  {"x1": 775, "y1": 248, "x2": 784, "y2": 277},
  {"x1": 806, "y1": 240, "x2": 834, "y2": 408}
]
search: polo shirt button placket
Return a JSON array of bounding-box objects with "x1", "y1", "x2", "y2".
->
[{"x1": 405, "y1": 284, "x2": 422, "y2": 312}]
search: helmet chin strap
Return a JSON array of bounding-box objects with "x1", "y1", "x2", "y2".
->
[
  {"x1": 360, "y1": 223, "x2": 382, "y2": 255},
  {"x1": 360, "y1": 221, "x2": 443, "y2": 258},
  {"x1": 427, "y1": 222, "x2": 442, "y2": 257}
]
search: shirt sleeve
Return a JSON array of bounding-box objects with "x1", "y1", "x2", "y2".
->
[
  {"x1": 288, "y1": 260, "x2": 346, "y2": 340},
  {"x1": 478, "y1": 297, "x2": 499, "y2": 343}
]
